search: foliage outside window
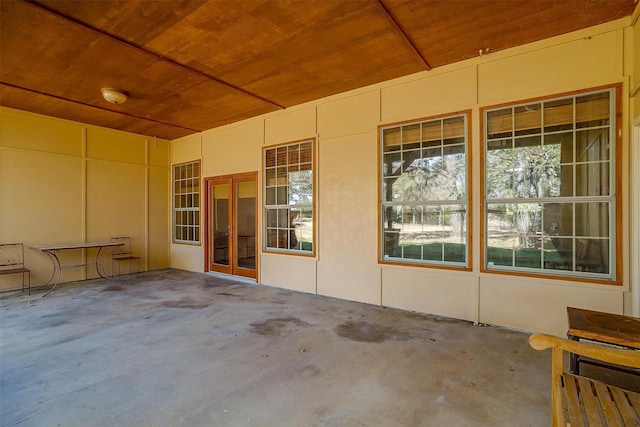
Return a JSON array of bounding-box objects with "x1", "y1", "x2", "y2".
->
[
  {"x1": 173, "y1": 161, "x2": 200, "y2": 244},
  {"x1": 264, "y1": 140, "x2": 314, "y2": 254},
  {"x1": 483, "y1": 87, "x2": 617, "y2": 281},
  {"x1": 380, "y1": 114, "x2": 469, "y2": 267}
]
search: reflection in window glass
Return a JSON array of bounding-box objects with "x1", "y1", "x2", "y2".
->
[
  {"x1": 264, "y1": 140, "x2": 314, "y2": 253},
  {"x1": 380, "y1": 114, "x2": 469, "y2": 267},
  {"x1": 484, "y1": 88, "x2": 615, "y2": 280}
]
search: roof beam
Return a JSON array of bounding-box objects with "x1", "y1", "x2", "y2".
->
[{"x1": 374, "y1": 0, "x2": 431, "y2": 71}]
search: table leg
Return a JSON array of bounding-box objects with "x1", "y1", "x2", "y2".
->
[
  {"x1": 568, "y1": 333, "x2": 580, "y2": 374},
  {"x1": 95, "y1": 246, "x2": 108, "y2": 278},
  {"x1": 42, "y1": 250, "x2": 63, "y2": 297}
]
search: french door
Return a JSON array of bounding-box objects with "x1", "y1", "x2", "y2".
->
[{"x1": 206, "y1": 172, "x2": 257, "y2": 279}]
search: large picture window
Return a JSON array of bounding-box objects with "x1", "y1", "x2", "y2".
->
[
  {"x1": 482, "y1": 87, "x2": 619, "y2": 282},
  {"x1": 264, "y1": 140, "x2": 314, "y2": 254},
  {"x1": 173, "y1": 161, "x2": 200, "y2": 244},
  {"x1": 380, "y1": 113, "x2": 470, "y2": 268}
]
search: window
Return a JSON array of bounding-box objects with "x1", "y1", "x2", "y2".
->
[
  {"x1": 380, "y1": 113, "x2": 470, "y2": 268},
  {"x1": 264, "y1": 140, "x2": 314, "y2": 254},
  {"x1": 173, "y1": 161, "x2": 200, "y2": 244},
  {"x1": 483, "y1": 87, "x2": 618, "y2": 282}
]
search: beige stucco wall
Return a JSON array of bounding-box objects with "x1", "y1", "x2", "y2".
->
[
  {"x1": 175, "y1": 17, "x2": 638, "y2": 336},
  {"x1": 0, "y1": 108, "x2": 170, "y2": 291}
]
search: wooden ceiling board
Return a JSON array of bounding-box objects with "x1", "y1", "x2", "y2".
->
[
  {"x1": 1, "y1": 1, "x2": 277, "y2": 133},
  {"x1": 383, "y1": 0, "x2": 636, "y2": 68},
  {"x1": 1, "y1": 0, "x2": 636, "y2": 140},
  {"x1": 0, "y1": 84, "x2": 193, "y2": 139},
  {"x1": 33, "y1": 0, "x2": 211, "y2": 46}
]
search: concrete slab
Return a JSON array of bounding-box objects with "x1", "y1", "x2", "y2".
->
[{"x1": 1, "y1": 269, "x2": 550, "y2": 426}]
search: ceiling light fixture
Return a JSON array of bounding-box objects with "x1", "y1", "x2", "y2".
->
[{"x1": 101, "y1": 87, "x2": 128, "y2": 105}]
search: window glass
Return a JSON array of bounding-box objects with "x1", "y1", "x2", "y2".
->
[
  {"x1": 380, "y1": 113, "x2": 469, "y2": 267},
  {"x1": 483, "y1": 88, "x2": 615, "y2": 280},
  {"x1": 264, "y1": 140, "x2": 314, "y2": 254},
  {"x1": 173, "y1": 160, "x2": 200, "y2": 244}
]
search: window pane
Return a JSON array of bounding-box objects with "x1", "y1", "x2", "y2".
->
[
  {"x1": 576, "y1": 162, "x2": 609, "y2": 196},
  {"x1": 575, "y1": 202, "x2": 609, "y2": 238},
  {"x1": 383, "y1": 128, "x2": 401, "y2": 151},
  {"x1": 265, "y1": 187, "x2": 275, "y2": 205},
  {"x1": 576, "y1": 129, "x2": 609, "y2": 162},
  {"x1": 299, "y1": 142, "x2": 312, "y2": 164},
  {"x1": 288, "y1": 144, "x2": 299, "y2": 164},
  {"x1": 544, "y1": 98, "x2": 573, "y2": 132},
  {"x1": 383, "y1": 152, "x2": 402, "y2": 177},
  {"x1": 576, "y1": 238, "x2": 609, "y2": 273},
  {"x1": 487, "y1": 108, "x2": 512, "y2": 139},
  {"x1": 514, "y1": 103, "x2": 541, "y2": 136},
  {"x1": 265, "y1": 209, "x2": 276, "y2": 228},
  {"x1": 576, "y1": 91, "x2": 610, "y2": 128},
  {"x1": 402, "y1": 123, "x2": 421, "y2": 149},
  {"x1": 543, "y1": 203, "x2": 573, "y2": 237},
  {"x1": 265, "y1": 149, "x2": 276, "y2": 168},
  {"x1": 422, "y1": 120, "x2": 441, "y2": 144}
]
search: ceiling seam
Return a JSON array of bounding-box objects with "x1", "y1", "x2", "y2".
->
[
  {"x1": 28, "y1": 0, "x2": 286, "y2": 111},
  {"x1": 0, "y1": 82, "x2": 201, "y2": 134},
  {"x1": 374, "y1": 0, "x2": 431, "y2": 71}
]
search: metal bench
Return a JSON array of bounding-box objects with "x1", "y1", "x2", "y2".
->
[{"x1": 0, "y1": 243, "x2": 30, "y2": 295}]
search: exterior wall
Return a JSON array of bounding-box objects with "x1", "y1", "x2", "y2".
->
[
  {"x1": 174, "y1": 18, "x2": 637, "y2": 336},
  {"x1": 0, "y1": 108, "x2": 170, "y2": 291}
]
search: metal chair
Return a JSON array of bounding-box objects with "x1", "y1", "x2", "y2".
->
[
  {"x1": 0, "y1": 243, "x2": 31, "y2": 295},
  {"x1": 110, "y1": 237, "x2": 141, "y2": 277}
]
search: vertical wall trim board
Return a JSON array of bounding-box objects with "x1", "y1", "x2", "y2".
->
[
  {"x1": 632, "y1": 122, "x2": 640, "y2": 316},
  {"x1": 145, "y1": 138, "x2": 150, "y2": 271},
  {"x1": 82, "y1": 127, "x2": 87, "y2": 280},
  {"x1": 474, "y1": 277, "x2": 480, "y2": 325}
]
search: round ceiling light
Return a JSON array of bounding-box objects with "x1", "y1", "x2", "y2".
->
[{"x1": 101, "y1": 87, "x2": 128, "y2": 105}]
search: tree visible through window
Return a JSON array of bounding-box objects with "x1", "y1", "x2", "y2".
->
[
  {"x1": 264, "y1": 140, "x2": 314, "y2": 254},
  {"x1": 380, "y1": 113, "x2": 469, "y2": 267},
  {"x1": 483, "y1": 88, "x2": 617, "y2": 281}
]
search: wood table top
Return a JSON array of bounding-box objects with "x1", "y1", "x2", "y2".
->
[{"x1": 567, "y1": 307, "x2": 640, "y2": 350}]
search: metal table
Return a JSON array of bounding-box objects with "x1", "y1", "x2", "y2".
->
[{"x1": 30, "y1": 242, "x2": 124, "y2": 296}]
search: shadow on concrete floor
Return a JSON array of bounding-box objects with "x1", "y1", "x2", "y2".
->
[{"x1": 1, "y1": 269, "x2": 551, "y2": 426}]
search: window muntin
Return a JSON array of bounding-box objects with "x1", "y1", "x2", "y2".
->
[
  {"x1": 264, "y1": 140, "x2": 314, "y2": 254},
  {"x1": 483, "y1": 88, "x2": 616, "y2": 280},
  {"x1": 380, "y1": 114, "x2": 469, "y2": 267},
  {"x1": 173, "y1": 161, "x2": 200, "y2": 244}
]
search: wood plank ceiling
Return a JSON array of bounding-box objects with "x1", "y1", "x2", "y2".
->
[{"x1": 1, "y1": 0, "x2": 636, "y2": 140}]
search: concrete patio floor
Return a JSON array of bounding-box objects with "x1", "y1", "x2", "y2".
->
[{"x1": 1, "y1": 269, "x2": 550, "y2": 426}]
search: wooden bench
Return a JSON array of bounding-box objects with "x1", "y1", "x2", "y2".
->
[{"x1": 530, "y1": 333, "x2": 640, "y2": 426}]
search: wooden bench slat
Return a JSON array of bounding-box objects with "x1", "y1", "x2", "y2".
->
[
  {"x1": 595, "y1": 382, "x2": 623, "y2": 427},
  {"x1": 626, "y1": 390, "x2": 640, "y2": 411},
  {"x1": 564, "y1": 373, "x2": 587, "y2": 427},
  {"x1": 610, "y1": 387, "x2": 640, "y2": 426},
  {"x1": 576, "y1": 375, "x2": 605, "y2": 427}
]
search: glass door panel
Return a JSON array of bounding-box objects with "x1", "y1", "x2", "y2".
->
[
  {"x1": 211, "y1": 182, "x2": 231, "y2": 272},
  {"x1": 235, "y1": 181, "x2": 256, "y2": 273}
]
